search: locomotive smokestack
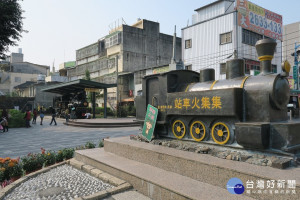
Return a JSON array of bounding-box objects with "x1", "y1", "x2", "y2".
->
[
  {"x1": 200, "y1": 68, "x2": 215, "y2": 82},
  {"x1": 226, "y1": 58, "x2": 245, "y2": 79},
  {"x1": 255, "y1": 38, "x2": 277, "y2": 75}
]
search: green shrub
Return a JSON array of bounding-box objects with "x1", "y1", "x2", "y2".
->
[
  {"x1": 117, "y1": 105, "x2": 136, "y2": 117},
  {"x1": 21, "y1": 153, "x2": 44, "y2": 173},
  {"x1": 95, "y1": 107, "x2": 114, "y2": 116},
  {"x1": 98, "y1": 140, "x2": 104, "y2": 148},
  {"x1": 55, "y1": 150, "x2": 64, "y2": 162},
  {"x1": 9, "y1": 163, "x2": 23, "y2": 178},
  {"x1": 75, "y1": 145, "x2": 86, "y2": 150},
  {"x1": 85, "y1": 142, "x2": 96, "y2": 149},
  {"x1": 43, "y1": 151, "x2": 56, "y2": 166},
  {"x1": 62, "y1": 148, "x2": 74, "y2": 160},
  {"x1": 0, "y1": 170, "x2": 4, "y2": 182},
  {"x1": 8, "y1": 110, "x2": 26, "y2": 128}
]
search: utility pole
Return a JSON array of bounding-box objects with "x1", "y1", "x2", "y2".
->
[
  {"x1": 116, "y1": 55, "x2": 119, "y2": 117},
  {"x1": 294, "y1": 43, "x2": 300, "y2": 90}
]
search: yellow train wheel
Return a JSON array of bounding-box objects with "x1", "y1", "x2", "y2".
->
[
  {"x1": 172, "y1": 120, "x2": 186, "y2": 139},
  {"x1": 190, "y1": 121, "x2": 206, "y2": 142},
  {"x1": 211, "y1": 122, "x2": 231, "y2": 145}
]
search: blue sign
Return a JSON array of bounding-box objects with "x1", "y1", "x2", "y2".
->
[
  {"x1": 293, "y1": 66, "x2": 298, "y2": 84},
  {"x1": 227, "y1": 178, "x2": 245, "y2": 195}
]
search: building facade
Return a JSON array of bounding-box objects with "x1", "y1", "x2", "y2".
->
[
  {"x1": 182, "y1": 0, "x2": 282, "y2": 80},
  {"x1": 283, "y1": 22, "x2": 300, "y2": 89},
  {"x1": 14, "y1": 81, "x2": 61, "y2": 109},
  {"x1": 283, "y1": 22, "x2": 300, "y2": 66},
  {"x1": 68, "y1": 19, "x2": 181, "y2": 108},
  {"x1": 0, "y1": 50, "x2": 50, "y2": 95}
]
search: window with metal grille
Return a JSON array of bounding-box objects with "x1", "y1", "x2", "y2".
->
[
  {"x1": 242, "y1": 29, "x2": 263, "y2": 46},
  {"x1": 185, "y1": 39, "x2": 192, "y2": 49},
  {"x1": 220, "y1": 63, "x2": 226, "y2": 74},
  {"x1": 220, "y1": 32, "x2": 232, "y2": 45}
]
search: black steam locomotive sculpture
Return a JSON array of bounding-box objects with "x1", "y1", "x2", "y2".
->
[{"x1": 136, "y1": 38, "x2": 300, "y2": 154}]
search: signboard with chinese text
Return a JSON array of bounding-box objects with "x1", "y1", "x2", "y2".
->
[
  {"x1": 288, "y1": 77, "x2": 295, "y2": 89},
  {"x1": 142, "y1": 104, "x2": 158, "y2": 141},
  {"x1": 237, "y1": 0, "x2": 282, "y2": 41},
  {"x1": 164, "y1": 88, "x2": 243, "y2": 118},
  {"x1": 153, "y1": 66, "x2": 169, "y2": 74},
  {"x1": 85, "y1": 88, "x2": 99, "y2": 92}
]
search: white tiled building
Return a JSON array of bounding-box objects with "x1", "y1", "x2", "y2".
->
[{"x1": 182, "y1": 0, "x2": 282, "y2": 80}]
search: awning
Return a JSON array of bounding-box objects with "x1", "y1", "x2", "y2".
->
[{"x1": 41, "y1": 79, "x2": 116, "y2": 94}]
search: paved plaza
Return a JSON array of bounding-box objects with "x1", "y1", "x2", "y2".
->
[{"x1": 0, "y1": 116, "x2": 140, "y2": 159}]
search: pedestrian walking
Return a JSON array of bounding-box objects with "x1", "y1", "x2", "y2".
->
[
  {"x1": 0, "y1": 117, "x2": 8, "y2": 132},
  {"x1": 24, "y1": 109, "x2": 31, "y2": 128},
  {"x1": 50, "y1": 107, "x2": 57, "y2": 125},
  {"x1": 40, "y1": 109, "x2": 45, "y2": 125},
  {"x1": 65, "y1": 108, "x2": 69, "y2": 122},
  {"x1": 32, "y1": 108, "x2": 37, "y2": 124}
]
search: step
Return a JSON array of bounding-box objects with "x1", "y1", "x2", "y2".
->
[
  {"x1": 103, "y1": 137, "x2": 300, "y2": 200},
  {"x1": 75, "y1": 148, "x2": 254, "y2": 200},
  {"x1": 63, "y1": 122, "x2": 140, "y2": 128}
]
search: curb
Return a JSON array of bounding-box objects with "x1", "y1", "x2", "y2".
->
[{"x1": 70, "y1": 158, "x2": 133, "y2": 200}]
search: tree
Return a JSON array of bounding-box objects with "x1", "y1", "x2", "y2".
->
[
  {"x1": 84, "y1": 69, "x2": 91, "y2": 80},
  {"x1": 0, "y1": 0, "x2": 25, "y2": 59},
  {"x1": 84, "y1": 69, "x2": 92, "y2": 103}
]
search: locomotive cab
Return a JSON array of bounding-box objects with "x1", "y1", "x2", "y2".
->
[{"x1": 135, "y1": 70, "x2": 200, "y2": 123}]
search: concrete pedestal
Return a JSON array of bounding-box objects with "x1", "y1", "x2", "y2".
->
[{"x1": 74, "y1": 137, "x2": 300, "y2": 200}]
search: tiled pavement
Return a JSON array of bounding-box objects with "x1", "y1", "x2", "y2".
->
[{"x1": 0, "y1": 116, "x2": 140, "y2": 158}]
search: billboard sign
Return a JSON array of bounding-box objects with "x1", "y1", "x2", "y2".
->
[
  {"x1": 288, "y1": 77, "x2": 295, "y2": 89},
  {"x1": 237, "y1": 0, "x2": 282, "y2": 41},
  {"x1": 142, "y1": 104, "x2": 158, "y2": 141}
]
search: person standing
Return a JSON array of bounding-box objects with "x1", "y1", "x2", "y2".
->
[
  {"x1": 0, "y1": 117, "x2": 8, "y2": 132},
  {"x1": 40, "y1": 108, "x2": 45, "y2": 125},
  {"x1": 32, "y1": 108, "x2": 37, "y2": 124},
  {"x1": 50, "y1": 107, "x2": 57, "y2": 125},
  {"x1": 24, "y1": 110, "x2": 31, "y2": 128},
  {"x1": 65, "y1": 108, "x2": 69, "y2": 122}
]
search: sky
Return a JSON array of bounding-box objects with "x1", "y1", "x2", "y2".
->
[{"x1": 6, "y1": 0, "x2": 300, "y2": 70}]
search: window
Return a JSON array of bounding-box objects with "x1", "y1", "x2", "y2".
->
[
  {"x1": 15, "y1": 77, "x2": 21, "y2": 83},
  {"x1": 220, "y1": 32, "x2": 232, "y2": 44},
  {"x1": 220, "y1": 63, "x2": 226, "y2": 74},
  {"x1": 242, "y1": 29, "x2": 263, "y2": 46},
  {"x1": 105, "y1": 32, "x2": 122, "y2": 48},
  {"x1": 185, "y1": 39, "x2": 192, "y2": 49},
  {"x1": 186, "y1": 65, "x2": 192, "y2": 70},
  {"x1": 272, "y1": 65, "x2": 277, "y2": 73}
]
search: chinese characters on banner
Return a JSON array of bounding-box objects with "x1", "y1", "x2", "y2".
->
[
  {"x1": 142, "y1": 104, "x2": 158, "y2": 141},
  {"x1": 245, "y1": 179, "x2": 297, "y2": 195},
  {"x1": 237, "y1": 0, "x2": 282, "y2": 41}
]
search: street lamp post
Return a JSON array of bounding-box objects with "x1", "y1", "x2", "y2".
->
[{"x1": 294, "y1": 43, "x2": 300, "y2": 90}]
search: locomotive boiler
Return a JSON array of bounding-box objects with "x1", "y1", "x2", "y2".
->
[{"x1": 135, "y1": 38, "x2": 300, "y2": 154}]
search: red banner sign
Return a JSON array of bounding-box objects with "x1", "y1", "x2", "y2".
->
[{"x1": 237, "y1": 0, "x2": 282, "y2": 41}]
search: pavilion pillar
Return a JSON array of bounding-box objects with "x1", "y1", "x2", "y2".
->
[
  {"x1": 92, "y1": 92, "x2": 96, "y2": 118},
  {"x1": 104, "y1": 88, "x2": 107, "y2": 118}
]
